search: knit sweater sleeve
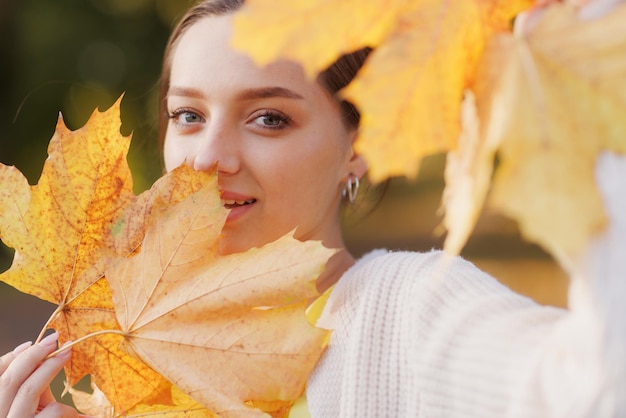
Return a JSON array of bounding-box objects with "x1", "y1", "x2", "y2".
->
[{"x1": 306, "y1": 153, "x2": 626, "y2": 418}]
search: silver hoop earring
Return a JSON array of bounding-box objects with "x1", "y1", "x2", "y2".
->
[{"x1": 343, "y1": 173, "x2": 360, "y2": 204}]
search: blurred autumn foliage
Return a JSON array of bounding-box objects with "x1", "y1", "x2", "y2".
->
[{"x1": 0, "y1": 0, "x2": 197, "y2": 189}]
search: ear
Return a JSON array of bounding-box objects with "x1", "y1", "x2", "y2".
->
[{"x1": 343, "y1": 130, "x2": 368, "y2": 181}]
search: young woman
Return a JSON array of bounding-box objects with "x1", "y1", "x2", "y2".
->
[{"x1": 1, "y1": 0, "x2": 625, "y2": 416}]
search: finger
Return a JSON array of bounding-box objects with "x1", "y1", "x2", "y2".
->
[
  {"x1": 34, "y1": 402, "x2": 79, "y2": 418},
  {"x1": 39, "y1": 386, "x2": 56, "y2": 409},
  {"x1": 0, "y1": 342, "x2": 32, "y2": 375},
  {"x1": 578, "y1": 0, "x2": 625, "y2": 19},
  {"x1": 514, "y1": 7, "x2": 546, "y2": 36},
  {"x1": 9, "y1": 346, "x2": 72, "y2": 418},
  {"x1": 0, "y1": 333, "x2": 59, "y2": 417}
]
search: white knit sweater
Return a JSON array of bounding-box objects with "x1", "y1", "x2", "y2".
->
[{"x1": 307, "y1": 153, "x2": 626, "y2": 417}]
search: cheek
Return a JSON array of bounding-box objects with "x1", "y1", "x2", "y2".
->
[
  {"x1": 163, "y1": 136, "x2": 187, "y2": 172},
  {"x1": 277, "y1": 141, "x2": 345, "y2": 202}
]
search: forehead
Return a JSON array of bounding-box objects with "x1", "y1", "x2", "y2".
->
[{"x1": 170, "y1": 15, "x2": 320, "y2": 98}]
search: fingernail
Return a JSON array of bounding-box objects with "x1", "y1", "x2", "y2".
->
[
  {"x1": 57, "y1": 345, "x2": 72, "y2": 358},
  {"x1": 39, "y1": 332, "x2": 59, "y2": 348},
  {"x1": 13, "y1": 341, "x2": 32, "y2": 354}
]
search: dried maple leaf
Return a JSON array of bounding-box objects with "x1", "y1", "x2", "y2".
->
[
  {"x1": 70, "y1": 379, "x2": 215, "y2": 418},
  {"x1": 0, "y1": 100, "x2": 217, "y2": 413},
  {"x1": 232, "y1": 0, "x2": 534, "y2": 182},
  {"x1": 68, "y1": 379, "x2": 116, "y2": 418},
  {"x1": 59, "y1": 164, "x2": 214, "y2": 414},
  {"x1": 440, "y1": 90, "x2": 494, "y2": 255},
  {"x1": 60, "y1": 162, "x2": 234, "y2": 417},
  {"x1": 128, "y1": 385, "x2": 216, "y2": 417},
  {"x1": 0, "y1": 98, "x2": 133, "y2": 308},
  {"x1": 445, "y1": 2, "x2": 626, "y2": 259},
  {"x1": 106, "y1": 176, "x2": 334, "y2": 417}
]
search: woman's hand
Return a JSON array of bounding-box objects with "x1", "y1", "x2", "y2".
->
[
  {"x1": 0, "y1": 333, "x2": 79, "y2": 417},
  {"x1": 575, "y1": 0, "x2": 625, "y2": 19},
  {"x1": 517, "y1": 0, "x2": 625, "y2": 34}
]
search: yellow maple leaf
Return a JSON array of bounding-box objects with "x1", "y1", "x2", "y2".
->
[
  {"x1": 0, "y1": 98, "x2": 133, "y2": 307},
  {"x1": 440, "y1": 90, "x2": 494, "y2": 255},
  {"x1": 0, "y1": 99, "x2": 174, "y2": 412},
  {"x1": 232, "y1": 0, "x2": 534, "y2": 182},
  {"x1": 449, "y1": 2, "x2": 626, "y2": 259},
  {"x1": 232, "y1": 0, "x2": 399, "y2": 76},
  {"x1": 106, "y1": 176, "x2": 334, "y2": 416}
]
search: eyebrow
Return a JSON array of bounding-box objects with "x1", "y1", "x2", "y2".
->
[
  {"x1": 234, "y1": 87, "x2": 304, "y2": 101},
  {"x1": 167, "y1": 86, "x2": 304, "y2": 101},
  {"x1": 168, "y1": 86, "x2": 205, "y2": 98}
]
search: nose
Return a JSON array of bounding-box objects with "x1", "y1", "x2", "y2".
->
[{"x1": 191, "y1": 124, "x2": 240, "y2": 174}]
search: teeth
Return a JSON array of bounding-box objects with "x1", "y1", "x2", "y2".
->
[{"x1": 222, "y1": 199, "x2": 255, "y2": 206}]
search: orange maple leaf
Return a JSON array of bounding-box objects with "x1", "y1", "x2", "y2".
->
[{"x1": 232, "y1": 0, "x2": 534, "y2": 182}]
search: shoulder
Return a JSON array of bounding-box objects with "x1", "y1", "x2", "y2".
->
[
  {"x1": 318, "y1": 249, "x2": 504, "y2": 328},
  {"x1": 357, "y1": 249, "x2": 543, "y2": 312},
  {"x1": 345, "y1": 248, "x2": 492, "y2": 291}
]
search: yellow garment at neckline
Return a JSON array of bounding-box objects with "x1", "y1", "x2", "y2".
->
[{"x1": 287, "y1": 285, "x2": 334, "y2": 418}]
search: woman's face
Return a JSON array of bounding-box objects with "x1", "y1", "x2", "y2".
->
[{"x1": 164, "y1": 14, "x2": 365, "y2": 254}]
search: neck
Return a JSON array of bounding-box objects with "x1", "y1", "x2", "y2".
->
[{"x1": 315, "y1": 248, "x2": 355, "y2": 293}]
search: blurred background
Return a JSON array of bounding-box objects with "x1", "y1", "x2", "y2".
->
[{"x1": 0, "y1": 0, "x2": 567, "y2": 405}]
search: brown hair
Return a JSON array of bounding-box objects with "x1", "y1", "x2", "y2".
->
[{"x1": 158, "y1": 0, "x2": 371, "y2": 149}]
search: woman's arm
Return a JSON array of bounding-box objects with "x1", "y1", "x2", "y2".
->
[{"x1": 308, "y1": 152, "x2": 626, "y2": 417}]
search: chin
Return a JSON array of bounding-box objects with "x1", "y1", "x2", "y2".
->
[{"x1": 217, "y1": 234, "x2": 264, "y2": 256}]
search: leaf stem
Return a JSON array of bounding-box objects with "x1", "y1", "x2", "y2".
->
[
  {"x1": 37, "y1": 304, "x2": 64, "y2": 344},
  {"x1": 45, "y1": 329, "x2": 128, "y2": 359}
]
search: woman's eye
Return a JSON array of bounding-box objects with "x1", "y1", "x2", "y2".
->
[
  {"x1": 169, "y1": 109, "x2": 204, "y2": 126},
  {"x1": 252, "y1": 112, "x2": 291, "y2": 130}
]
